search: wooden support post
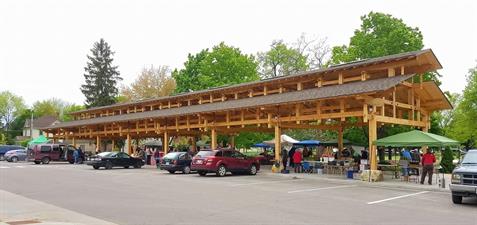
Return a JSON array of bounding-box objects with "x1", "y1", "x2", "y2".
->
[
  {"x1": 368, "y1": 115, "x2": 378, "y2": 171},
  {"x1": 338, "y1": 126, "x2": 344, "y2": 152},
  {"x1": 127, "y1": 133, "x2": 132, "y2": 155},
  {"x1": 226, "y1": 111, "x2": 230, "y2": 129},
  {"x1": 363, "y1": 103, "x2": 368, "y2": 123},
  {"x1": 191, "y1": 136, "x2": 197, "y2": 152},
  {"x1": 317, "y1": 77, "x2": 323, "y2": 87},
  {"x1": 186, "y1": 116, "x2": 190, "y2": 131},
  {"x1": 295, "y1": 104, "x2": 301, "y2": 124},
  {"x1": 400, "y1": 66, "x2": 405, "y2": 75},
  {"x1": 175, "y1": 117, "x2": 179, "y2": 132},
  {"x1": 163, "y1": 132, "x2": 169, "y2": 154},
  {"x1": 361, "y1": 71, "x2": 367, "y2": 81},
  {"x1": 416, "y1": 98, "x2": 421, "y2": 121},
  {"x1": 340, "y1": 99, "x2": 345, "y2": 122},
  {"x1": 392, "y1": 88, "x2": 396, "y2": 118},
  {"x1": 267, "y1": 113, "x2": 272, "y2": 128},
  {"x1": 112, "y1": 139, "x2": 115, "y2": 151},
  {"x1": 241, "y1": 110, "x2": 245, "y2": 128},
  {"x1": 297, "y1": 82, "x2": 303, "y2": 90},
  {"x1": 211, "y1": 128, "x2": 217, "y2": 150},
  {"x1": 256, "y1": 109, "x2": 261, "y2": 127},
  {"x1": 263, "y1": 86, "x2": 268, "y2": 95},
  {"x1": 274, "y1": 125, "x2": 281, "y2": 162},
  {"x1": 338, "y1": 73, "x2": 343, "y2": 84},
  {"x1": 249, "y1": 90, "x2": 253, "y2": 98},
  {"x1": 388, "y1": 68, "x2": 395, "y2": 77},
  {"x1": 72, "y1": 137, "x2": 76, "y2": 148},
  {"x1": 96, "y1": 136, "x2": 101, "y2": 152}
]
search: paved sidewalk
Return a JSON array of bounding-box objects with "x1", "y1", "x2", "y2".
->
[
  {"x1": 260, "y1": 165, "x2": 451, "y2": 193},
  {"x1": 0, "y1": 190, "x2": 117, "y2": 225}
]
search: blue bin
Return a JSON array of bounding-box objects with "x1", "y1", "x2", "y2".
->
[{"x1": 347, "y1": 170, "x2": 354, "y2": 179}]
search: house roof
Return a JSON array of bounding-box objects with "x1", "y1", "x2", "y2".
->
[
  {"x1": 71, "y1": 49, "x2": 441, "y2": 115},
  {"x1": 46, "y1": 74, "x2": 413, "y2": 129},
  {"x1": 25, "y1": 116, "x2": 59, "y2": 129}
]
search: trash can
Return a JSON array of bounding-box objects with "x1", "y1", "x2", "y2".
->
[{"x1": 347, "y1": 170, "x2": 354, "y2": 179}]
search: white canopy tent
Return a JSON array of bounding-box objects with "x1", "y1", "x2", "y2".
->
[{"x1": 264, "y1": 135, "x2": 299, "y2": 151}]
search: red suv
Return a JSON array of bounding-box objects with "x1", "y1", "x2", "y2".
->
[
  {"x1": 27, "y1": 144, "x2": 82, "y2": 164},
  {"x1": 191, "y1": 149, "x2": 260, "y2": 177}
]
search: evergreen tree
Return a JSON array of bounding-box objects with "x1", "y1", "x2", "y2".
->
[
  {"x1": 440, "y1": 147, "x2": 455, "y2": 173},
  {"x1": 81, "y1": 38, "x2": 122, "y2": 108}
]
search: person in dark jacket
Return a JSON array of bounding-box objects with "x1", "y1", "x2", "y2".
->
[
  {"x1": 288, "y1": 147, "x2": 296, "y2": 168},
  {"x1": 281, "y1": 148, "x2": 288, "y2": 171}
]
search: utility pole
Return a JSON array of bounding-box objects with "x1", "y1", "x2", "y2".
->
[{"x1": 30, "y1": 112, "x2": 33, "y2": 139}]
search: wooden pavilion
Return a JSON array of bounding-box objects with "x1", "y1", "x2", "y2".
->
[{"x1": 42, "y1": 49, "x2": 452, "y2": 171}]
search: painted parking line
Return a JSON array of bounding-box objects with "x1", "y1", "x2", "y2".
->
[
  {"x1": 367, "y1": 191, "x2": 429, "y2": 205},
  {"x1": 288, "y1": 185, "x2": 356, "y2": 194},
  {"x1": 230, "y1": 179, "x2": 303, "y2": 187},
  {"x1": 0, "y1": 166, "x2": 10, "y2": 169}
]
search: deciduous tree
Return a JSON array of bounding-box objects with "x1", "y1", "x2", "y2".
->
[{"x1": 120, "y1": 65, "x2": 176, "y2": 101}]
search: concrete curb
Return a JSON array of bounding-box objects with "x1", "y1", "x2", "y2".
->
[{"x1": 260, "y1": 171, "x2": 451, "y2": 193}]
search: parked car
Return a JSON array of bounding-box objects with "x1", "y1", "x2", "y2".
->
[
  {"x1": 27, "y1": 144, "x2": 83, "y2": 164},
  {"x1": 160, "y1": 152, "x2": 194, "y2": 174},
  {"x1": 450, "y1": 149, "x2": 477, "y2": 204},
  {"x1": 0, "y1": 145, "x2": 24, "y2": 161},
  {"x1": 86, "y1": 152, "x2": 144, "y2": 170},
  {"x1": 5, "y1": 149, "x2": 27, "y2": 162},
  {"x1": 191, "y1": 149, "x2": 260, "y2": 177}
]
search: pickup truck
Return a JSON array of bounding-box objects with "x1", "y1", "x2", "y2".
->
[{"x1": 450, "y1": 149, "x2": 477, "y2": 204}]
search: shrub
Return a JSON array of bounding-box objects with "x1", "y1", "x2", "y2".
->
[{"x1": 440, "y1": 147, "x2": 455, "y2": 173}]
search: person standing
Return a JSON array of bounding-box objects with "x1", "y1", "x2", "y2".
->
[
  {"x1": 293, "y1": 149, "x2": 303, "y2": 173},
  {"x1": 420, "y1": 149, "x2": 436, "y2": 185},
  {"x1": 73, "y1": 148, "x2": 79, "y2": 164},
  {"x1": 281, "y1": 148, "x2": 288, "y2": 171},
  {"x1": 288, "y1": 147, "x2": 296, "y2": 168}
]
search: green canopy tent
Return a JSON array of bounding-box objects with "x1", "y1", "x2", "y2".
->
[
  {"x1": 28, "y1": 135, "x2": 50, "y2": 146},
  {"x1": 374, "y1": 130, "x2": 460, "y2": 147}
]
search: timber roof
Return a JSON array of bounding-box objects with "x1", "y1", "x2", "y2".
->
[
  {"x1": 47, "y1": 74, "x2": 413, "y2": 129},
  {"x1": 72, "y1": 49, "x2": 441, "y2": 115}
]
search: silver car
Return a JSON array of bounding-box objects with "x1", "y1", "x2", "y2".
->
[
  {"x1": 450, "y1": 149, "x2": 477, "y2": 204},
  {"x1": 5, "y1": 149, "x2": 28, "y2": 162}
]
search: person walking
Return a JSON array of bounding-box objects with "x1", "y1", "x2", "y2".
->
[
  {"x1": 293, "y1": 148, "x2": 303, "y2": 173},
  {"x1": 73, "y1": 148, "x2": 79, "y2": 164},
  {"x1": 281, "y1": 148, "x2": 288, "y2": 171},
  {"x1": 420, "y1": 149, "x2": 436, "y2": 185}
]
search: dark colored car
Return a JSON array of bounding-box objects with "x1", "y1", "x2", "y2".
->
[
  {"x1": 87, "y1": 152, "x2": 144, "y2": 170},
  {"x1": 160, "y1": 152, "x2": 193, "y2": 174},
  {"x1": 450, "y1": 149, "x2": 477, "y2": 204},
  {"x1": 0, "y1": 145, "x2": 24, "y2": 161},
  {"x1": 191, "y1": 149, "x2": 260, "y2": 177},
  {"x1": 5, "y1": 149, "x2": 27, "y2": 162},
  {"x1": 27, "y1": 144, "x2": 83, "y2": 164}
]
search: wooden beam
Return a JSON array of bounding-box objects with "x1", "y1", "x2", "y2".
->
[
  {"x1": 274, "y1": 125, "x2": 281, "y2": 162},
  {"x1": 295, "y1": 103, "x2": 301, "y2": 124},
  {"x1": 297, "y1": 82, "x2": 303, "y2": 90},
  {"x1": 388, "y1": 67, "x2": 395, "y2": 77},
  {"x1": 211, "y1": 128, "x2": 217, "y2": 150},
  {"x1": 267, "y1": 113, "x2": 272, "y2": 128},
  {"x1": 393, "y1": 88, "x2": 396, "y2": 118},
  {"x1": 363, "y1": 103, "x2": 368, "y2": 123},
  {"x1": 375, "y1": 115, "x2": 426, "y2": 127},
  {"x1": 163, "y1": 131, "x2": 169, "y2": 154},
  {"x1": 226, "y1": 111, "x2": 230, "y2": 129},
  {"x1": 338, "y1": 73, "x2": 343, "y2": 84},
  {"x1": 340, "y1": 99, "x2": 345, "y2": 121},
  {"x1": 127, "y1": 133, "x2": 132, "y2": 155},
  {"x1": 369, "y1": 115, "x2": 377, "y2": 171}
]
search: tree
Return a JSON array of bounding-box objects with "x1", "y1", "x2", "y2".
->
[
  {"x1": 0, "y1": 91, "x2": 26, "y2": 133},
  {"x1": 173, "y1": 42, "x2": 259, "y2": 93},
  {"x1": 330, "y1": 12, "x2": 441, "y2": 84},
  {"x1": 294, "y1": 33, "x2": 331, "y2": 69},
  {"x1": 257, "y1": 40, "x2": 308, "y2": 78},
  {"x1": 234, "y1": 132, "x2": 273, "y2": 149},
  {"x1": 81, "y1": 38, "x2": 122, "y2": 108},
  {"x1": 440, "y1": 147, "x2": 455, "y2": 173},
  {"x1": 121, "y1": 65, "x2": 176, "y2": 101},
  {"x1": 447, "y1": 65, "x2": 477, "y2": 147},
  {"x1": 31, "y1": 98, "x2": 83, "y2": 122}
]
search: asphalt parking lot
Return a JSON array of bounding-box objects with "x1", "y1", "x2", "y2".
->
[{"x1": 1, "y1": 161, "x2": 476, "y2": 225}]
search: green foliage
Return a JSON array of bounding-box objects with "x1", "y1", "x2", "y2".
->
[
  {"x1": 440, "y1": 146, "x2": 455, "y2": 173},
  {"x1": 81, "y1": 38, "x2": 122, "y2": 108},
  {"x1": 257, "y1": 40, "x2": 308, "y2": 78},
  {"x1": 234, "y1": 131, "x2": 273, "y2": 149},
  {"x1": 447, "y1": 65, "x2": 477, "y2": 148},
  {"x1": 0, "y1": 133, "x2": 7, "y2": 145},
  {"x1": 0, "y1": 91, "x2": 26, "y2": 132},
  {"x1": 61, "y1": 104, "x2": 85, "y2": 122},
  {"x1": 172, "y1": 42, "x2": 259, "y2": 93},
  {"x1": 330, "y1": 12, "x2": 441, "y2": 84},
  {"x1": 32, "y1": 98, "x2": 84, "y2": 122},
  {"x1": 19, "y1": 139, "x2": 30, "y2": 147}
]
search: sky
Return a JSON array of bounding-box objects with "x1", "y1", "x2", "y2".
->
[{"x1": 1, "y1": 0, "x2": 476, "y2": 106}]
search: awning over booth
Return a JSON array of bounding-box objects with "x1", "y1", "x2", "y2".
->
[
  {"x1": 374, "y1": 130, "x2": 460, "y2": 147},
  {"x1": 294, "y1": 140, "x2": 320, "y2": 146},
  {"x1": 264, "y1": 135, "x2": 299, "y2": 145},
  {"x1": 252, "y1": 143, "x2": 271, "y2": 148},
  {"x1": 28, "y1": 135, "x2": 50, "y2": 146}
]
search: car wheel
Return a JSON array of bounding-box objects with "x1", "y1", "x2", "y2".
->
[
  {"x1": 452, "y1": 194, "x2": 463, "y2": 204},
  {"x1": 105, "y1": 161, "x2": 113, "y2": 170},
  {"x1": 41, "y1": 157, "x2": 50, "y2": 164},
  {"x1": 183, "y1": 166, "x2": 191, "y2": 174},
  {"x1": 168, "y1": 170, "x2": 175, "y2": 174},
  {"x1": 11, "y1": 157, "x2": 19, "y2": 163},
  {"x1": 124, "y1": 166, "x2": 130, "y2": 169},
  {"x1": 133, "y1": 162, "x2": 142, "y2": 168},
  {"x1": 93, "y1": 165, "x2": 100, "y2": 170},
  {"x1": 249, "y1": 164, "x2": 257, "y2": 175},
  {"x1": 198, "y1": 171, "x2": 207, "y2": 176},
  {"x1": 34, "y1": 161, "x2": 41, "y2": 164},
  {"x1": 216, "y1": 165, "x2": 227, "y2": 177}
]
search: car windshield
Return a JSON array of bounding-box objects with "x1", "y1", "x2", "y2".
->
[
  {"x1": 97, "y1": 152, "x2": 116, "y2": 158},
  {"x1": 164, "y1": 152, "x2": 182, "y2": 159},
  {"x1": 195, "y1": 151, "x2": 216, "y2": 158},
  {"x1": 462, "y1": 151, "x2": 477, "y2": 164}
]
